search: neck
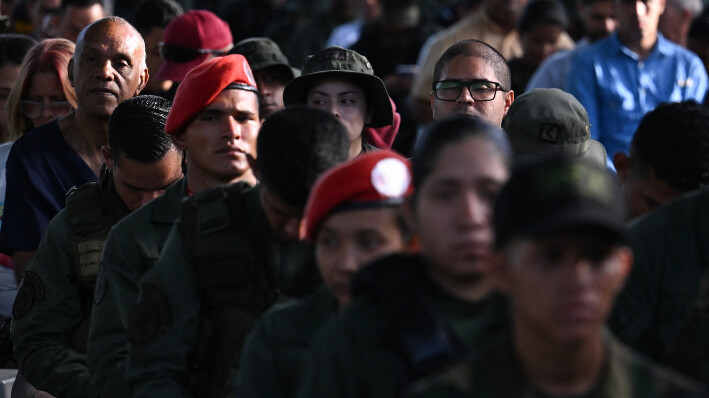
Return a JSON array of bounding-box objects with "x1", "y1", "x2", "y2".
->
[
  {"x1": 486, "y1": 7, "x2": 518, "y2": 33},
  {"x1": 514, "y1": 322, "x2": 606, "y2": 395},
  {"x1": 426, "y1": 265, "x2": 494, "y2": 302},
  {"x1": 186, "y1": 168, "x2": 258, "y2": 194},
  {"x1": 59, "y1": 111, "x2": 108, "y2": 176},
  {"x1": 619, "y1": 30, "x2": 658, "y2": 60},
  {"x1": 349, "y1": 137, "x2": 363, "y2": 160}
]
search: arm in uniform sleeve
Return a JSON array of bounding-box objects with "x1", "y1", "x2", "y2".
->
[
  {"x1": 87, "y1": 221, "x2": 140, "y2": 398},
  {"x1": 687, "y1": 55, "x2": 708, "y2": 103},
  {"x1": 11, "y1": 210, "x2": 98, "y2": 398},
  {"x1": 234, "y1": 316, "x2": 282, "y2": 397},
  {"x1": 295, "y1": 316, "x2": 361, "y2": 398},
  {"x1": 566, "y1": 50, "x2": 601, "y2": 141},
  {"x1": 125, "y1": 224, "x2": 201, "y2": 398}
]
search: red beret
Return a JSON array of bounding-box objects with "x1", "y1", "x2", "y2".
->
[
  {"x1": 305, "y1": 151, "x2": 412, "y2": 242},
  {"x1": 165, "y1": 54, "x2": 258, "y2": 135}
]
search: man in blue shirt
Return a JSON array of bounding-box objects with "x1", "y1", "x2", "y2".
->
[{"x1": 566, "y1": 0, "x2": 707, "y2": 162}]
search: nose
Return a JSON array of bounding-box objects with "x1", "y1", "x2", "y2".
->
[
  {"x1": 605, "y1": 17, "x2": 617, "y2": 33},
  {"x1": 458, "y1": 192, "x2": 488, "y2": 229},
  {"x1": 226, "y1": 116, "x2": 243, "y2": 140},
  {"x1": 339, "y1": 246, "x2": 362, "y2": 275},
  {"x1": 97, "y1": 60, "x2": 114, "y2": 80},
  {"x1": 327, "y1": 102, "x2": 341, "y2": 119},
  {"x1": 457, "y1": 85, "x2": 475, "y2": 104}
]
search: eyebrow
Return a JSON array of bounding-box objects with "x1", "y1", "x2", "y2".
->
[{"x1": 311, "y1": 90, "x2": 359, "y2": 97}]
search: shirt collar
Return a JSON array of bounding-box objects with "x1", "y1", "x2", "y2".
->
[{"x1": 611, "y1": 31, "x2": 673, "y2": 59}]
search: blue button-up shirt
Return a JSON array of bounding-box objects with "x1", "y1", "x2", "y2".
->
[{"x1": 567, "y1": 33, "x2": 708, "y2": 159}]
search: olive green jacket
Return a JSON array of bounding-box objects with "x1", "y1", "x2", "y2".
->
[
  {"x1": 235, "y1": 286, "x2": 337, "y2": 397},
  {"x1": 410, "y1": 333, "x2": 705, "y2": 397},
  {"x1": 11, "y1": 168, "x2": 129, "y2": 398},
  {"x1": 87, "y1": 177, "x2": 187, "y2": 398},
  {"x1": 295, "y1": 254, "x2": 508, "y2": 398},
  {"x1": 609, "y1": 187, "x2": 709, "y2": 385},
  {"x1": 125, "y1": 185, "x2": 318, "y2": 398}
]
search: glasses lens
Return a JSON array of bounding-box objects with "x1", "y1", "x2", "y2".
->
[
  {"x1": 159, "y1": 43, "x2": 201, "y2": 63},
  {"x1": 48, "y1": 102, "x2": 73, "y2": 117},
  {"x1": 468, "y1": 81, "x2": 499, "y2": 101},
  {"x1": 21, "y1": 101, "x2": 73, "y2": 119},
  {"x1": 435, "y1": 81, "x2": 463, "y2": 101}
]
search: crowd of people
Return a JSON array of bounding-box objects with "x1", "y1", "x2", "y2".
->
[{"x1": 0, "y1": 0, "x2": 709, "y2": 396}]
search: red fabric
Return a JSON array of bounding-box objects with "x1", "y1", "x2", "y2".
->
[
  {"x1": 156, "y1": 10, "x2": 233, "y2": 82},
  {"x1": 363, "y1": 97, "x2": 400, "y2": 149},
  {"x1": 0, "y1": 252, "x2": 12, "y2": 269},
  {"x1": 304, "y1": 151, "x2": 412, "y2": 241},
  {"x1": 165, "y1": 54, "x2": 257, "y2": 134}
]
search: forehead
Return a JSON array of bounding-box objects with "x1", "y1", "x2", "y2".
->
[
  {"x1": 307, "y1": 76, "x2": 366, "y2": 96},
  {"x1": 81, "y1": 21, "x2": 143, "y2": 57},
  {"x1": 320, "y1": 207, "x2": 398, "y2": 232},
  {"x1": 424, "y1": 137, "x2": 508, "y2": 185},
  {"x1": 441, "y1": 55, "x2": 499, "y2": 82},
  {"x1": 203, "y1": 88, "x2": 259, "y2": 111}
]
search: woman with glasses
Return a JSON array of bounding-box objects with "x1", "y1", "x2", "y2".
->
[
  {"x1": 284, "y1": 47, "x2": 398, "y2": 160},
  {"x1": 5, "y1": 38, "x2": 77, "y2": 142}
]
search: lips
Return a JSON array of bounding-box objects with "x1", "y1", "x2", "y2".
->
[
  {"x1": 216, "y1": 146, "x2": 247, "y2": 156},
  {"x1": 554, "y1": 301, "x2": 598, "y2": 322},
  {"x1": 89, "y1": 87, "x2": 118, "y2": 97}
]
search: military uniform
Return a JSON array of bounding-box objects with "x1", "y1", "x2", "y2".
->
[
  {"x1": 610, "y1": 187, "x2": 709, "y2": 385},
  {"x1": 295, "y1": 254, "x2": 508, "y2": 398},
  {"x1": 235, "y1": 286, "x2": 337, "y2": 397},
  {"x1": 410, "y1": 332, "x2": 705, "y2": 397},
  {"x1": 86, "y1": 177, "x2": 188, "y2": 398},
  {"x1": 126, "y1": 184, "x2": 319, "y2": 398},
  {"x1": 11, "y1": 167, "x2": 129, "y2": 398}
]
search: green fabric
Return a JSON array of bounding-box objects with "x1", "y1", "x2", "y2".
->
[
  {"x1": 609, "y1": 188, "x2": 709, "y2": 356},
  {"x1": 609, "y1": 187, "x2": 709, "y2": 384},
  {"x1": 235, "y1": 286, "x2": 337, "y2": 397},
  {"x1": 295, "y1": 255, "x2": 508, "y2": 398},
  {"x1": 11, "y1": 168, "x2": 129, "y2": 398},
  {"x1": 410, "y1": 333, "x2": 704, "y2": 397},
  {"x1": 125, "y1": 185, "x2": 318, "y2": 398},
  {"x1": 87, "y1": 177, "x2": 187, "y2": 398}
]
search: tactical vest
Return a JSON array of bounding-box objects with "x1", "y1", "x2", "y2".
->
[
  {"x1": 180, "y1": 184, "x2": 280, "y2": 398},
  {"x1": 66, "y1": 182, "x2": 113, "y2": 317}
]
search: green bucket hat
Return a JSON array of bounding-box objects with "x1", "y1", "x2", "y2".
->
[
  {"x1": 283, "y1": 47, "x2": 393, "y2": 127},
  {"x1": 231, "y1": 37, "x2": 297, "y2": 80},
  {"x1": 503, "y1": 88, "x2": 608, "y2": 168}
]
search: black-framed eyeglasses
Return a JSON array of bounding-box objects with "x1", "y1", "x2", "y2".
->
[
  {"x1": 20, "y1": 100, "x2": 73, "y2": 119},
  {"x1": 432, "y1": 79, "x2": 506, "y2": 102},
  {"x1": 158, "y1": 42, "x2": 230, "y2": 63}
]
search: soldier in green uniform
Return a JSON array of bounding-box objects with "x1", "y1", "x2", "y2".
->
[
  {"x1": 125, "y1": 106, "x2": 350, "y2": 398},
  {"x1": 236, "y1": 150, "x2": 413, "y2": 397},
  {"x1": 410, "y1": 156, "x2": 705, "y2": 397},
  {"x1": 231, "y1": 37, "x2": 297, "y2": 118},
  {"x1": 283, "y1": 46, "x2": 395, "y2": 159},
  {"x1": 295, "y1": 115, "x2": 511, "y2": 398},
  {"x1": 10, "y1": 95, "x2": 183, "y2": 398},
  {"x1": 86, "y1": 54, "x2": 262, "y2": 398}
]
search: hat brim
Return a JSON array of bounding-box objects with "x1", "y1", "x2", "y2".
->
[
  {"x1": 251, "y1": 62, "x2": 296, "y2": 81},
  {"x1": 283, "y1": 70, "x2": 393, "y2": 127},
  {"x1": 580, "y1": 139, "x2": 608, "y2": 169},
  {"x1": 156, "y1": 53, "x2": 210, "y2": 82},
  {"x1": 518, "y1": 201, "x2": 629, "y2": 244}
]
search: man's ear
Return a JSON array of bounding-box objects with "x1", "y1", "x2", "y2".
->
[
  {"x1": 170, "y1": 130, "x2": 187, "y2": 151},
  {"x1": 135, "y1": 68, "x2": 149, "y2": 95},
  {"x1": 612, "y1": 246, "x2": 634, "y2": 293},
  {"x1": 101, "y1": 146, "x2": 114, "y2": 170},
  {"x1": 402, "y1": 196, "x2": 416, "y2": 233},
  {"x1": 247, "y1": 153, "x2": 260, "y2": 181},
  {"x1": 613, "y1": 152, "x2": 631, "y2": 183},
  {"x1": 503, "y1": 90, "x2": 515, "y2": 117}
]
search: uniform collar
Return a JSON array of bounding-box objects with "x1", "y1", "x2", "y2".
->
[{"x1": 151, "y1": 177, "x2": 188, "y2": 223}]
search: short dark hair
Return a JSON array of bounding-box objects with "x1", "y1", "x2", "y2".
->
[
  {"x1": 432, "y1": 39, "x2": 512, "y2": 91},
  {"x1": 61, "y1": 0, "x2": 113, "y2": 15},
  {"x1": 413, "y1": 115, "x2": 512, "y2": 197},
  {"x1": 517, "y1": 0, "x2": 568, "y2": 33},
  {"x1": 631, "y1": 101, "x2": 709, "y2": 192},
  {"x1": 579, "y1": 0, "x2": 613, "y2": 7},
  {"x1": 257, "y1": 106, "x2": 350, "y2": 208},
  {"x1": 108, "y1": 95, "x2": 176, "y2": 163},
  {"x1": 0, "y1": 34, "x2": 37, "y2": 68},
  {"x1": 131, "y1": 0, "x2": 183, "y2": 35}
]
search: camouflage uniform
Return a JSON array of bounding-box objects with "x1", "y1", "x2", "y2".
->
[
  {"x1": 87, "y1": 177, "x2": 188, "y2": 398},
  {"x1": 411, "y1": 332, "x2": 705, "y2": 397},
  {"x1": 11, "y1": 167, "x2": 129, "y2": 398}
]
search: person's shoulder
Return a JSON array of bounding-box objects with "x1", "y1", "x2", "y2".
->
[
  {"x1": 258, "y1": 288, "x2": 336, "y2": 339},
  {"x1": 607, "y1": 335, "x2": 705, "y2": 396},
  {"x1": 11, "y1": 121, "x2": 61, "y2": 152},
  {"x1": 629, "y1": 187, "x2": 709, "y2": 240}
]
